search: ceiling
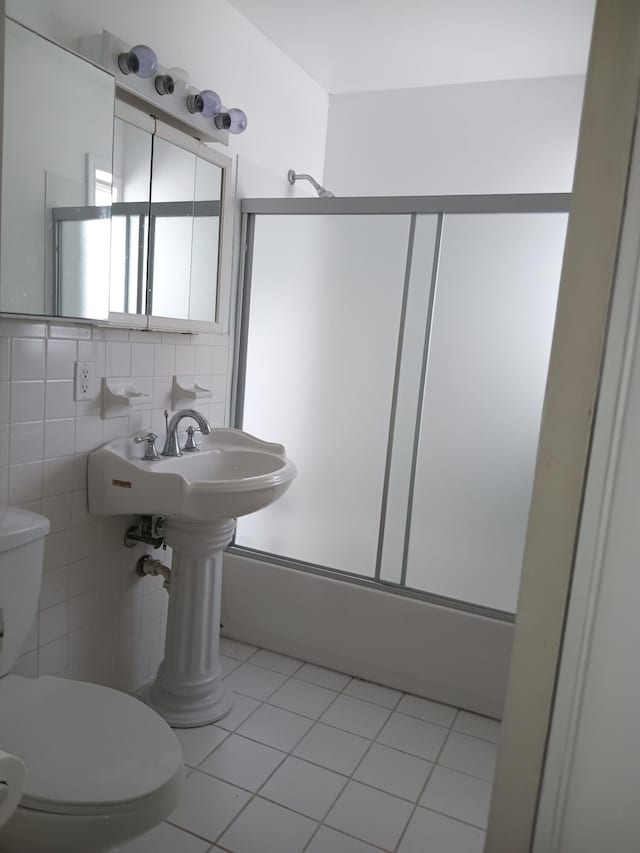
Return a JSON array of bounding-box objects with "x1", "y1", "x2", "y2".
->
[{"x1": 227, "y1": 0, "x2": 596, "y2": 94}]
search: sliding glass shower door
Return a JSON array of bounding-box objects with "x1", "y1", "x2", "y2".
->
[
  {"x1": 238, "y1": 213, "x2": 419, "y2": 575},
  {"x1": 396, "y1": 213, "x2": 567, "y2": 612},
  {"x1": 234, "y1": 197, "x2": 569, "y2": 616}
]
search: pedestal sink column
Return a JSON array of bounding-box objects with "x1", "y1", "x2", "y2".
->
[{"x1": 143, "y1": 517, "x2": 235, "y2": 727}]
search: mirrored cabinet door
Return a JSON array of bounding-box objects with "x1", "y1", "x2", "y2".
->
[
  {"x1": 1, "y1": 18, "x2": 115, "y2": 319},
  {"x1": 190, "y1": 155, "x2": 222, "y2": 324},
  {"x1": 106, "y1": 109, "x2": 227, "y2": 331},
  {"x1": 149, "y1": 123, "x2": 223, "y2": 325},
  {"x1": 148, "y1": 133, "x2": 197, "y2": 319},
  {"x1": 109, "y1": 108, "x2": 153, "y2": 320}
]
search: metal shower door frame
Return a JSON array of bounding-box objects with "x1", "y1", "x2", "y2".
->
[{"x1": 231, "y1": 193, "x2": 571, "y2": 624}]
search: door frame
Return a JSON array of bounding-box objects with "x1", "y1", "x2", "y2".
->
[{"x1": 485, "y1": 2, "x2": 640, "y2": 850}]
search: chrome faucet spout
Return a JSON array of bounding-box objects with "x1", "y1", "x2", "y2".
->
[{"x1": 161, "y1": 409, "x2": 211, "y2": 457}]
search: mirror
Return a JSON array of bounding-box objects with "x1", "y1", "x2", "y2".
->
[
  {"x1": 150, "y1": 139, "x2": 222, "y2": 323},
  {"x1": 108, "y1": 111, "x2": 223, "y2": 326},
  {"x1": 0, "y1": 18, "x2": 115, "y2": 319},
  {"x1": 109, "y1": 115, "x2": 153, "y2": 315}
]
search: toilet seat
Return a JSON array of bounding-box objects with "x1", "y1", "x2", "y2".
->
[{"x1": 0, "y1": 676, "x2": 183, "y2": 816}]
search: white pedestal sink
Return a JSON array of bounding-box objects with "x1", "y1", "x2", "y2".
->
[{"x1": 88, "y1": 428, "x2": 296, "y2": 727}]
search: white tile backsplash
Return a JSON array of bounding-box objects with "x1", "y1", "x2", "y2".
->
[
  {"x1": 38, "y1": 600, "x2": 69, "y2": 645},
  {"x1": 78, "y1": 340, "x2": 105, "y2": 373},
  {"x1": 9, "y1": 460, "x2": 43, "y2": 503},
  {"x1": 42, "y1": 457, "x2": 74, "y2": 497},
  {"x1": 106, "y1": 342, "x2": 131, "y2": 377},
  {"x1": 46, "y1": 339, "x2": 77, "y2": 379},
  {"x1": 48, "y1": 324, "x2": 91, "y2": 341},
  {"x1": 11, "y1": 338, "x2": 45, "y2": 379},
  {"x1": 131, "y1": 343, "x2": 155, "y2": 377},
  {"x1": 0, "y1": 425, "x2": 7, "y2": 468},
  {"x1": 0, "y1": 317, "x2": 230, "y2": 689},
  {"x1": 39, "y1": 565, "x2": 69, "y2": 610},
  {"x1": 44, "y1": 419, "x2": 75, "y2": 459},
  {"x1": 10, "y1": 421, "x2": 44, "y2": 464},
  {"x1": 10, "y1": 381, "x2": 44, "y2": 422},
  {"x1": 175, "y1": 345, "x2": 195, "y2": 374},
  {"x1": 0, "y1": 468, "x2": 7, "y2": 504},
  {"x1": 154, "y1": 344, "x2": 175, "y2": 376},
  {"x1": 75, "y1": 417, "x2": 104, "y2": 453},
  {"x1": 42, "y1": 492, "x2": 73, "y2": 532},
  {"x1": 0, "y1": 382, "x2": 9, "y2": 423},
  {"x1": 45, "y1": 380, "x2": 75, "y2": 419},
  {"x1": 38, "y1": 635, "x2": 68, "y2": 675},
  {"x1": 0, "y1": 338, "x2": 10, "y2": 380}
]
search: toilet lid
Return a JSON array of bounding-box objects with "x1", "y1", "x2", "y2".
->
[{"x1": 0, "y1": 676, "x2": 183, "y2": 816}]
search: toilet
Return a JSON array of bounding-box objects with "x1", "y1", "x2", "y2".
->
[{"x1": 0, "y1": 507, "x2": 184, "y2": 853}]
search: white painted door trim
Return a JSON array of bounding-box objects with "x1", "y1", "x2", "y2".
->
[
  {"x1": 485, "y1": 1, "x2": 640, "y2": 850},
  {"x1": 533, "y1": 103, "x2": 640, "y2": 852}
]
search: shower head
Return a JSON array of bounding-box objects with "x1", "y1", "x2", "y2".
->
[{"x1": 287, "y1": 169, "x2": 335, "y2": 199}]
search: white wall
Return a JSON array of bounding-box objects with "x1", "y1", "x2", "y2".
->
[
  {"x1": 0, "y1": 0, "x2": 327, "y2": 689},
  {"x1": 8, "y1": 0, "x2": 329, "y2": 199},
  {"x1": 324, "y1": 75, "x2": 584, "y2": 197}
]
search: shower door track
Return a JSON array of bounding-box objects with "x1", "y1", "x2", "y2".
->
[{"x1": 228, "y1": 543, "x2": 515, "y2": 623}]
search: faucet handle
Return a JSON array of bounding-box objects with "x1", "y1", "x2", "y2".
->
[
  {"x1": 183, "y1": 425, "x2": 200, "y2": 452},
  {"x1": 134, "y1": 432, "x2": 160, "y2": 460}
]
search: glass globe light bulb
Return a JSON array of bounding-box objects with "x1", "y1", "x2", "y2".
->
[
  {"x1": 166, "y1": 68, "x2": 191, "y2": 98},
  {"x1": 186, "y1": 88, "x2": 222, "y2": 118},
  {"x1": 118, "y1": 44, "x2": 158, "y2": 78},
  {"x1": 227, "y1": 108, "x2": 248, "y2": 135}
]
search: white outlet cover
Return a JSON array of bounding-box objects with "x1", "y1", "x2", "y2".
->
[{"x1": 74, "y1": 361, "x2": 94, "y2": 401}]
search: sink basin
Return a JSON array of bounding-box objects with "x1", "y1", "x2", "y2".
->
[{"x1": 88, "y1": 428, "x2": 297, "y2": 522}]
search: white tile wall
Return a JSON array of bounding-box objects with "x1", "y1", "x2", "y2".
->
[{"x1": 0, "y1": 317, "x2": 231, "y2": 691}]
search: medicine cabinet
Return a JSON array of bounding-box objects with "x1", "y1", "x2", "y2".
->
[
  {"x1": 0, "y1": 16, "x2": 234, "y2": 333},
  {"x1": 108, "y1": 101, "x2": 232, "y2": 333}
]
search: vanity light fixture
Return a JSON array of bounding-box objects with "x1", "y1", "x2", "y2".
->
[
  {"x1": 117, "y1": 44, "x2": 158, "y2": 78},
  {"x1": 186, "y1": 88, "x2": 223, "y2": 118},
  {"x1": 154, "y1": 73, "x2": 175, "y2": 95},
  {"x1": 215, "y1": 108, "x2": 248, "y2": 134},
  {"x1": 78, "y1": 32, "x2": 249, "y2": 142}
]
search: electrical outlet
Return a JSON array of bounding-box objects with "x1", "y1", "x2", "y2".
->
[{"x1": 74, "y1": 361, "x2": 94, "y2": 401}]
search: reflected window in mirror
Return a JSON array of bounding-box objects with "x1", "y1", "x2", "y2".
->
[
  {"x1": 190, "y1": 155, "x2": 222, "y2": 324},
  {"x1": 148, "y1": 135, "x2": 197, "y2": 320},
  {"x1": 149, "y1": 129, "x2": 223, "y2": 324},
  {"x1": 110, "y1": 115, "x2": 153, "y2": 316}
]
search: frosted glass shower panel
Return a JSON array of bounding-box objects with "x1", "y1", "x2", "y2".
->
[
  {"x1": 237, "y1": 214, "x2": 412, "y2": 576},
  {"x1": 405, "y1": 213, "x2": 568, "y2": 612}
]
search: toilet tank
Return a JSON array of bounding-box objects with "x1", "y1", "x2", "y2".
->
[{"x1": 0, "y1": 508, "x2": 49, "y2": 677}]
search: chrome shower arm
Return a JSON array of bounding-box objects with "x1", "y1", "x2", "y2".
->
[{"x1": 287, "y1": 169, "x2": 335, "y2": 198}]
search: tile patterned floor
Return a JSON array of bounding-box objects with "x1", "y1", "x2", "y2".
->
[{"x1": 120, "y1": 640, "x2": 500, "y2": 853}]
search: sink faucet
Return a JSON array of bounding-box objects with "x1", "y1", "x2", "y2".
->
[{"x1": 161, "y1": 409, "x2": 211, "y2": 457}]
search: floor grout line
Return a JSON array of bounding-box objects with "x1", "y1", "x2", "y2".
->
[
  {"x1": 207, "y1": 679, "x2": 341, "y2": 850},
  {"x1": 188, "y1": 694, "x2": 493, "y2": 784},
  {"x1": 391, "y1": 709, "x2": 455, "y2": 852},
  {"x1": 163, "y1": 642, "x2": 495, "y2": 853}
]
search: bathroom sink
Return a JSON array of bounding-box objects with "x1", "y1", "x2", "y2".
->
[{"x1": 88, "y1": 428, "x2": 297, "y2": 523}]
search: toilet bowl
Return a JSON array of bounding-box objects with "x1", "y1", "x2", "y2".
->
[{"x1": 0, "y1": 507, "x2": 184, "y2": 852}]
